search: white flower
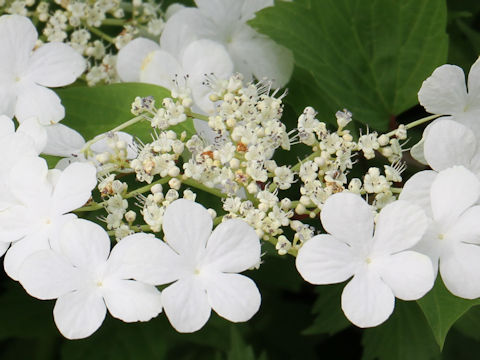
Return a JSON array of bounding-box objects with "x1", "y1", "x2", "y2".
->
[
  {"x1": 0, "y1": 115, "x2": 46, "y2": 210},
  {"x1": 412, "y1": 57, "x2": 480, "y2": 163},
  {"x1": 149, "y1": 199, "x2": 261, "y2": 333},
  {"x1": 296, "y1": 192, "x2": 434, "y2": 327},
  {"x1": 117, "y1": 38, "x2": 233, "y2": 114},
  {"x1": 18, "y1": 219, "x2": 163, "y2": 339},
  {"x1": 160, "y1": 0, "x2": 294, "y2": 87},
  {"x1": 0, "y1": 15, "x2": 86, "y2": 124},
  {"x1": 399, "y1": 166, "x2": 480, "y2": 299},
  {"x1": 421, "y1": 119, "x2": 480, "y2": 177},
  {"x1": 41, "y1": 123, "x2": 136, "y2": 169},
  {"x1": 0, "y1": 157, "x2": 96, "y2": 279}
]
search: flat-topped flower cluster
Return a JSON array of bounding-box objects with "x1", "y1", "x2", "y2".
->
[{"x1": 1, "y1": 3, "x2": 480, "y2": 343}]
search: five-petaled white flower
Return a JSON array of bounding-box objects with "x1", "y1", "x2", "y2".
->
[
  {"x1": 150, "y1": 199, "x2": 261, "y2": 333},
  {"x1": 117, "y1": 38, "x2": 233, "y2": 113},
  {"x1": 18, "y1": 219, "x2": 163, "y2": 339},
  {"x1": 412, "y1": 57, "x2": 480, "y2": 163},
  {"x1": 0, "y1": 15, "x2": 86, "y2": 125},
  {"x1": 400, "y1": 166, "x2": 480, "y2": 299},
  {"x1": 160, "y1": 0, "x2": 294, "y2": 88},
  {"x1": 296, "y1": 192, "x2": 434, "y2": 328},
  {"x1": 0, "y1": 157, "x2": 96, "y2": 280},
  {"x1": 420, "y1": 119, "x2": 480, "y2": 179}
]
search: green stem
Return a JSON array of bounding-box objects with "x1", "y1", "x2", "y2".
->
[
  {"x1": 80, "y1": 115, "x2": 146, "y2": 155},
  {"x1": 102, "y1": 18, "x2": 127, "y2": 26},
  {"x1": 385, "y1": 114, "x2": 442, "y2": 137},
  {"x1": 86, "y1": 25, "x2": 115, "y2": 44},
  {"x1": 125, "y1": 177, "x2": 171, "y2": 199},
  {"x1": 182, "y1": 178, "x2": 228, "y2": 198},
  {"x1": 75, "y1": 177, "x2": 172, "y2": 213},
  {"x1": 107, "y1": 224, "x2": 152, "y2": 236},
  {"x1": 186, "y1": 110, "x2": 209, "y2": 122}
]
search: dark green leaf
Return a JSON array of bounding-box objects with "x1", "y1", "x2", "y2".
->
[
  {"x1": 452, "y1": 305, "x2": 480, "y2": 342},
  {"x1": 251, "y1": 0, "x2": 448, "y2": 130},
  {"x1": 55, "y1": 83, "x2": 195, "y2": 142},
  {"x1": 417, "y1": 277, "x2": 480, "y2": 349},
  {"x1": 61, "y1": 317, "x2": 167, "y2": 360},
  {"x1": 362, "y1": 301, "x2": 440, "y2": 360},
  {"x1": 227, "y1": 326, "x2": 256, "y2": 360},
  {"x1": 302, "y1": 283, "x2": 350, "y2": 336}
]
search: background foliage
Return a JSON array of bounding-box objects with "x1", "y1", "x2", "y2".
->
[{"x1": 2, "y1": 0, "x2": 480, "y2": 359}]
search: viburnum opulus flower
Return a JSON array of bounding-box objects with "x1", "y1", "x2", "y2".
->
[
  {"x1": 160, "y1": 0, "x2": 294, "y2": 87},
  {"x1": 419, "y1": 119, "x2": 480, "y2": 177},
  {"x1": 400, "y1": 166, "x2": 480, "y2": 299},
  {"x1": 117, "y1": 38, "x2": 233, "y2": 113},
  {"x1": 18, "y1": 219, "x2": 163, "y2": 339},
  {"x1": 296, "y1": 192, "x2": 434, "y2": 327},
  {"x1": 0, "y1": 157, "x2": 96, "y2": 280},
  {"x1": 0, "y1": 14, "x2": 85, "y2": 125},
  {"x1": 151, "y1": 199, "x2": 261, "y2": 333},
  {"x1": 412, "y1": 57, "x2": 480, "y2": 163}
]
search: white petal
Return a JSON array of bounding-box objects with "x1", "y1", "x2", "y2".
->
[
  {"x1": 399, "y1": 170, "x2": 437, "y2": 218},
  {"x1": 202, "y1": 219, "x2": 260, "y2": 273},
  {"x1": 116, "y1": 38, "x2": 160, "y2": 82},
  {"x1": 372, "y1": 200, "x2": 428, "y2": 254},
  {"x1": 466, "y1": 56, "x2": 480, "y2": 111},
  {"x1": 418, "y1": 64, "x2": 468, "y2": 115},
  {"x1": 296, "y1": 234, "x2": 357, "y2": 284},
  {"x1": 52, "y1": 162, "x2": 97, "y2": 215},
  {"x1": 205, "y1": 273, "x2": 260, "y2": 322},
  {"x1": 102, "y1": 279, "x2": 162, "y2": 322},
  {"x1": 106, "y1": 233, "x2": 187, "y2": 285},
  {"x1": 42, "y1": 123, "x2": 85, "y2": 157},
  {"x1": 440, "y1": 242, "x2": 480, "y2": 299},
  {"x1": 162, "y1": 277, "x2": 211, "y2": 333},
  {"x1": 0, "y1": 15, "x2": 37, "y2": 77},
  {"x1": 182, "y1": 39, "x2": 234, "y2": 113},
  {"x1": 139, "y1": 49, "x2": 182, "y2": 89},
  {"x1": 90, "y1": 131, "x2": 137, "y2": 159},
  {"x1": 162, "y1": 199, "x2": 212, "y2": 260},
  {"x1": 447, "y1": 206, "x2": 480, "y2": 245},
  {"x1": 17, "y1": 117, "x2": 47, "y2": 154},
  {"x1": 320, "y1": 192, "x2": 374, "y2": 247},
  {"x1": 58, "y1": 219, "x2": 110, "y2": 270},
  {"x1": 4, "y1": 231, "x2": 50, "y2": 280},
  {"x1": 0, "y1": 114, "x2": 14, "y2": 137},
  {"x1": 410, "y1": 138, "x2": 427, "y2": 165},
  {"x1": 53, "y1": 289, "x2": 106, "y2": 340},
  {"x1": 341, "y1": 270, "x2": 395, "y2": 328},
  {"x1": 430, "y1": 166, "x2": 480, "y2": 225},
  {"x1": 26, "y1": 42, "x2": 86, "y2": 87},
  {"x1": 8, "y1": 156, "x2": 50, "y2": 206},
  {"x1": 0, "y1": 205, "x2": 32, "y2": 243},
  {"x1": 0, "y1": 87, "x2": 16, "y2": 118},
  {"x1": 376, "y1": 251, "x2": 434, "y2": 300},
  {"x1": 424, "y1": 119, "x2": 476, "y2": 171},
  {"x1": 0, "y1": 241, "x2": 9, "y2": 257},
  {"x1": 229, "y1": 27, "x2": 293, "y2": 87},
  {"x1": 15, "y1": 83, "x2": 65, "y2": 125},
  {"x1": 18, "y1": 249, "x2": 84, "y2": 299},
  {"x1": 160, "y1": 8, "x2": 206, "y2": 58}
]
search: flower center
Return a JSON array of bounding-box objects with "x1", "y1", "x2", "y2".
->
[{"x1": 437, "y1": 233, "x2": 445, "y2": 240}]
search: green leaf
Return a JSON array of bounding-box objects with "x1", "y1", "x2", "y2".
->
[
  {"x1": 454, "y1": 305, "x2": 480, "y2": 342},
  {"x1": 417, "y1": 278, "x2": 480, "y2": 349},
  {"x1": 55, "y1": 83, "x2": 195, "y2": 142},
  {"x1": 61, "y1": 318, "x2": 167, "y2": 360},
  {"x1": 0, "y1": 282, "x2": 57, "y2": 340},
  {"x1": 362, "y1": 301, "x2": 440, "y2": 360},
  {"x1": 227, "y1": 326, "x2": 256, "y2": 360},
  {"x1": 251, "y1": 0, "x2": 448, "y2": 130},
  {"x1": 302, "y1": 283, "x2": 350, "y2": 336}
]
